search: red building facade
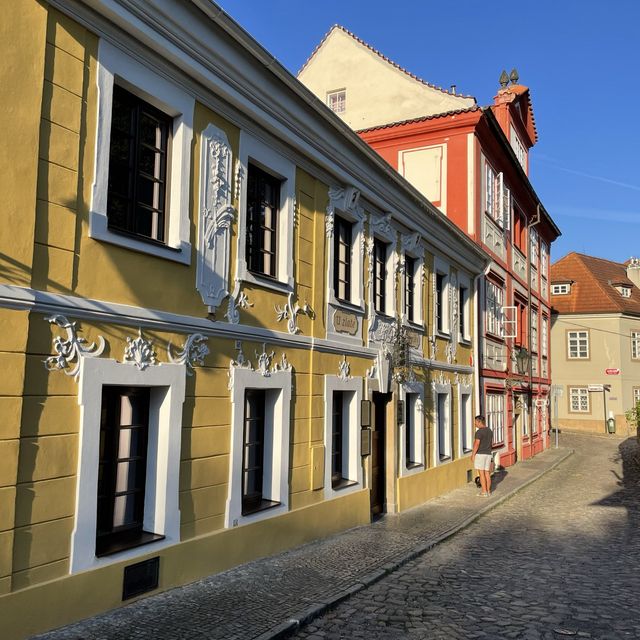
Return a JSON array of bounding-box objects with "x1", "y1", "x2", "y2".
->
[{"x1": 359, "y1": 80, "x2": 561, "y2": 465}]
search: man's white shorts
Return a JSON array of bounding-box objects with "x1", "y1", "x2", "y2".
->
[{"x1": 474, "y1": 453, "x2": 492, "y2": 471}]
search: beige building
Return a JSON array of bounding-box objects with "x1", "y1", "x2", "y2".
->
[{"x1": 550, "y1": 253, "x2": 640, "y2": 436}]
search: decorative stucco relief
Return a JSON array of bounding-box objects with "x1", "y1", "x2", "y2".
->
[
  {"x1": 124, "y1": 329, "x2": 157, "y2": 371},
  {"x1": 43, "y1": 314, "x2": 106, "y2": 379},
  {"x1": 167, "y1": 333, "x2": 209, "y2": 375},
  {"x1": 197, "y1": 124, "x2": 235, "y2": 311},
  {"x1": 275, "y1": 291, "x2": 313, "y2": 335}
]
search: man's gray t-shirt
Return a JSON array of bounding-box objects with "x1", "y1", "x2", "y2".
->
[{"x1": 475, "y1": 427, "x2": 493, "y2": 454}]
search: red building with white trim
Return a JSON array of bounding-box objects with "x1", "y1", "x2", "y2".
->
[{"x1": 300, "y1": 27, "x2": 561, "y2": 465}]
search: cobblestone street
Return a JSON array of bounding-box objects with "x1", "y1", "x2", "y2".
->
[{"x1": 293, "y1": 433, "x2": 640, "y2": 640}]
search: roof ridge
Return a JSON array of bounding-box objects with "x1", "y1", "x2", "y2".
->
[
  {"x1": 356, "y1": 106, "x2": 481, "y2": 133},
  {"x1": 298, "y1": 24, "x2": 477, "y2": 102},
  {"x1": 575, "y1": 253, "x2": 629, "y2": 309}
]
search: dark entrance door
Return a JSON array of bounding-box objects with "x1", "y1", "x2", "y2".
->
[{"x1": 371, "y1": 391, "x2": 391, "y2": 516}]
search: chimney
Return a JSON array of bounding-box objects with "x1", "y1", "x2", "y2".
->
[
  {"x1": 450, "y1": 84, "x2": 456, "y2": 94},
  {"x1": 627, "y1": 258, "x2": 640, "y2": 288}
]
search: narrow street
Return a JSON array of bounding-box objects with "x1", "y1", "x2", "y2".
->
[{"x1": 293, "y1": 433, "x2": 640, "y2": 640}]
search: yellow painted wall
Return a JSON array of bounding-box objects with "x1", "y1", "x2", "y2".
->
[
  {"x1": 0, "y1": 0, "x2": 47, "y2": 288},
  {"x1": 0, "y1": 487, "x2": 370, "y2": 640}
]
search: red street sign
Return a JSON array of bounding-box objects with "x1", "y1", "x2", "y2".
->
[{"x1": 605, "y1": 368, "x2": 620, "y2": 375}]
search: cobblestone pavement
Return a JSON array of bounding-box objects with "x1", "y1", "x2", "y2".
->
[
  {"x1": 35, "y1": 441, "x2": 573, "y2": 640},
  {"x1": 293, "y1": 434, "x2": 640, "y2": 640}
]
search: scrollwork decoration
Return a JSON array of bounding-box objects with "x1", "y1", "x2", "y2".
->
[
  {"x1": 226, "y1": 291, "x2": 253, "y2": 324},
  {"x1": 43, "y1": 315, "x2": 106, "y2": 379},
  {"x1": 124, "y1": 328, "x2": 157, "y2": 371},
  {"x1": 275, "y1": 292, "x2": 313, "y2": 335},
  {"x1": 167, "y1": 334, "x2": 209, "y2": 376}
]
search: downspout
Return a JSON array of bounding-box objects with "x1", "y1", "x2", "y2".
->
[{"x1": 527, "y1": 205, "x2": 541, "y2": 457}]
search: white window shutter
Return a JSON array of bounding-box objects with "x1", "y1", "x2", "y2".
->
[
  {"x1": 503, "y1": 186, "x2": 511, "y2": 231},
  {"x1": 495, "y1": 172, "x2": 503, "y2": 225}
]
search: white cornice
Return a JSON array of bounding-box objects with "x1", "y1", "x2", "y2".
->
[{"x1": 53, "y1": 0, "x2": 487, "y2": 275}]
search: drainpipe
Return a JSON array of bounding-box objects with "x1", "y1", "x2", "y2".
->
[{"x1": 527, "y1": 205, "x2": 541, "y2": 457}]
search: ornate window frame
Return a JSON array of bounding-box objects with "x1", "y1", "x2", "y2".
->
[
  {"x1": 433, "y1": 256, "x2": 451, "y2": 337},
  {"x1": 399, "y1": 381, "x2": 425, "y2": 477},
  {"x1": 457, "y1": 379, "x2": 474, "y2": 456},
  {"x1": 90, "y1": 40, "x2": 194, "y2": 264},
  {"x1": 71, "y1": 357, "x2": 186, "y2": 573},
  {"x1": 432, "y1": 378, "x2": 452, "y2": 466},
  {"x1": 400, "y1": 233, "x2": 424, "y2": 329},
  {"x1": 236, "y1": 131, "x2": 296, "y2": 293},
  {"x1": 226, "y1": 359, "x2": 292, "y2": 528},
  {"x1": 323, "y1": 374, "x2": 363, "y2": 500}
]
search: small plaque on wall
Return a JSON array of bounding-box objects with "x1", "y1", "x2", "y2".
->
[{"x1": 333, "y1": 309, "x2": 358, "y2": 336}]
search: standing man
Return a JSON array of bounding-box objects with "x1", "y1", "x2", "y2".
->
[{"x1": 472, "y1": 415, "x2": 493, "y2": 497}]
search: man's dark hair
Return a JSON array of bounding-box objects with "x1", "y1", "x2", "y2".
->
[{"x1": 475, "y1": 415, "x2": 486, "y2": 426}]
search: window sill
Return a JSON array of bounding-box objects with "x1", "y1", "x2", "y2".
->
[
  {"x1": 406, "y1": 462, "x2": 423, "y2": 470},
  {"x1": 331, "y1": 478, "x2": 358, "y2": 491},
  {"x1": 90, "y1": 211, "x2": 191, "y2": 265},
  {"x1": 96, "y1": 531, "x2": 165, "y2": 558},
  {"x1": 458, "y1": 336, "x2": 472, "y2": 346},
  {"x1": 329, "y1": 296, "x2": 365, "y2": 315},
  {"x1": 439, "y1": 454, "x2": 452, "y2": 462},
  {"x1": 242, "y1": 498, "x2": 281, "y2": 517},
  {"x1": 436, "y1": 330, "x2": 451, "y2": 340},
  {"x1": 240, "y1": 269, "x2": 292, "y2": 296}
]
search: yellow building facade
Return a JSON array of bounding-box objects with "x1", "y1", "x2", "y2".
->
[{"x1": 0, "y1": 2, "x2": 488, "y2": 637}]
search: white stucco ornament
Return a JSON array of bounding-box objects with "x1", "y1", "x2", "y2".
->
[
  {"x1": 168, "y1": 333, "x2": 209, "y2": 375},
  {"x1": 226, "y1": 291, "x2": 253, "y2": 324},
  {"x1": 275, "y1": 292, "x2": 313, "y2": 335},
  {"x1": 43, "y1": 314, "x2": 105, "y2": 379},
  {"x1": 124, "y1": 328, "x2": 157, "y2": 371},
  {"x1": 338, "y1": 355, "x2": 351, "y2": 381}
]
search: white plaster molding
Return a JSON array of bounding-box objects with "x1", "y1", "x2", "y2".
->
[
  {"x1": 431, "y1": 375, "x2": 453, "y2": 466},
  {"x1": 399, "y1": 381, "x2": 425, "y2": 477},
  {"x1": 338, "y1": 355, "x2": 351, "y2": 381},
  {"x1": 371, "y1": 212, "x2": 393, "y2": 237},
  {"x1": 197, "y1": 123, "x2": 235, "y2": 310},
  {"x1": 124, "y1": 328, "x2": 157, "y2": 370},
  {"x1": 44, "y1": 314, "x2": 106, "y2": 379},
  {"x1": 234, "y1": 160, "x2": 245, "y2": 202},
  {"x1": 89, "y1": 39, "x2": 193, "y2": 264},
  {"x1": 225, "y1": 290, "x2": 253, "y2": 324},
  {"x1": 167, "y1": 333, "x2": 209, "y2": 375},
  {"x1": 401, "y1": 232, "x2": 421, "y2": 254},
  {"x1": 275, "y1": 291, "x2": 312, "y2": 335},
  {"x1": 71, "y1": 357, "x2": 186, "y2": 573}
]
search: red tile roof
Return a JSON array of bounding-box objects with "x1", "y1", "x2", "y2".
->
[
  {"x1": 298, "y1": 25, "x2": 476, "y2": 101},
  {"x1": 550, "y1": 252, "x2": 640, "y2": 316},
  {"x1": 356, "y1": 106, "x2": 481, "y2": 134}
]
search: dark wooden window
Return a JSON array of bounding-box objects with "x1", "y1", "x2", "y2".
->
[
  {"x1": 405, "y1": 256, "x2": 416, "y2": 322},
  {"x1": 331, "y1": 391, "x2": 344, "y2": 487},
  {"x1": 107, "y1": 86, "x2": 171, "y2": 243},
  {"x1": 97, "y1": 387, "x2": 163, "y2": 556},
  {"x1": 334, "y1": 216, "x2": 352, "y2": 301},
  {"x1": 241, "y1": 389, "x2": 279, "y2": 515},
  {"x1": 459, "y1": 286, "x2": 467, "y2": 338},
  {"x1": 436, "y1": 273, "x2": 445, "y2": 332},
  {"x1": 406, "y1": 394, "x2": 416, "y2": 467},
  {"x1": 373, "y1": 239, "x2": 387, "y2": 314},
  {"x1": 246, "y1": 164, "x2": 280, "y2": 278}
]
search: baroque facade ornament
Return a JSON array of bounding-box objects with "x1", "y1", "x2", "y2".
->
[
  {"x1": 43, "y1": 314, "x2": 105, "y2": 379},
  {"x1": 167, "y1": 334, "x2": 209, "y2": 376},
  {"x1": 338, "y1": 355, "x2": 351, "y2": 381},
  {"x1": 431, "y1": 370, "x2": 448, "y2": 389},
  {"x1": 234, "y1": 161, "x2": 245, "y2": 202},
  {"x1": 429, "y1": 335, "x2": 437, "y2": 361},
  {"x1": 226, "y1": 291, "x2": 253, "y2": 324},
  {"x1": 371, "y1": 212, "x2": 393, "y2": 236},
  {"x1": 197, "y1": 124, "x2": 236, "y2": 310},
  {"x1": 401, "y1": 232, "x2": 421, "y2": 254},
  {"x1": 275, "y1": 292, "x2": 313, "y2": 335},
  {"x1": 124, "y1": 329, "x2": 157, "y2": 371}
]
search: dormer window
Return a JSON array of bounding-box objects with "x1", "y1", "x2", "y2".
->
[
  {"x1": 510, "y1": 125, "x2": 527, "y2": 170},
  {"x1": 616, "y1": 285, "x2": 632, "y2": 298},
  {"x1": 551, "y1": 283, "x2": 571, "y2": 295}
]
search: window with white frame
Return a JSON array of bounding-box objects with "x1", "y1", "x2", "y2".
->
[
  {"x1": 486, "y1": 280, "x2": 504, "y2": 337},
  {"x1": 531, "y1": 309, "x2": 539, "y2": 353},
  {"x1": 618, "y1": 285, "x2": 632, "y2": 298},
  {"x1": 90, "y1": 40, "x2": 194, "y2": 264},
  {"x1": 327, "y1": 89, "x2": 346, "y2": 113},
  {"x1": 486, "y1": 392, "x2": 504, "y2": 445},
  {"x1": 633, "y1": 387, "x2": 640, "y2": 407},
  {"x1": 541, "y1": 243, "x2": 549, "y2": 278},
  {"x1": 633, "y1": 332, "x2": 640, "y2": 359},
  {"x1": 333, "y1": 216, "x2": 353, "y2": 302},
  {"x1": 324, "y1": 376, "x2": 362, "y2": 497},
  {"x1": 227, "y1": 364, "x2": 291, "y2": 527},
  {"x1": 373, "y1": 238, "x2": 390, "y2": 315},
  {"x1": 551, "y1": 283, "x2": 570, "y2": 295},
  {"x1": 529, "y1": 227, "x2": 539, "y2": 267},
  {"x1": 510, "y1": 124, "x2": 527, "y2": 170},
  {"x1": 403, "y1": 255, "x2": 423, "y2": 325},
  {"x1": 436, "y1": 391, "x2": 452, "y2": 461},
  {"x1": 404, "y1": 391, "x2": 424, "y2": 469},
  {"x1": 237, "y1": 131, "x2": 296, "y2": 291},
  {"x1": 71, "y1": 357, "x2": 186, "y2": 574},
  {"x1": 458, "y1": 279, "x2": 471, "y2": 342},
  {"x1": 485, "y1": 162, "x2": 497, "y2": 221},
  {"x1": 542, "y1": 316, "x2": 549, "y2": 357},
  {"x1": 570, "y1": 387, "x2": 589, "y2": 413},
  {"x1": 434, "y1": 259, "x2": 450, "y2": 334},
  {"x1": 460, "y1": 389, "x2": 473, "y2": 453},
  {"x1": 567, "y1": 331, "x2": 589, "y2": 359}
]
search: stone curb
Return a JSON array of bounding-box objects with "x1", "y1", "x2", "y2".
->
[{"x1": 260, "y1": 447, "x2": 575, "y2": 640}]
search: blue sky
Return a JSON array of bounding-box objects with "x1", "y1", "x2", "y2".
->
[{"x1": 218, "y1": 0, "x2": 639, "y2": 264}]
